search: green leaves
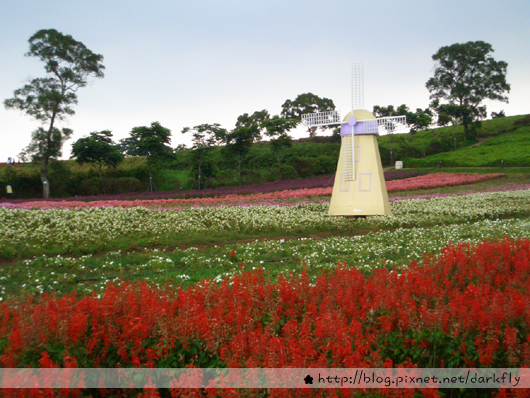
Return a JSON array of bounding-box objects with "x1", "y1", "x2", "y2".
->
[
  {"x1": 4, "y1": 29, "x2": 105, "y2": 198},
  {"x1": 281, "y1": 92, "x2": 336, "y2": 137},
  {"x1": 121, "y1": 122, "x2": 172, "y2": 162},
  {"x1": 426, "y1": 41, "x2": 510, "y2": 139},
  {"x1": 71, "y1": 130, "x2": 124, "y2": 170},
  {"x1": 27, "y1": 29, "x2": 105, "y2": 84}
]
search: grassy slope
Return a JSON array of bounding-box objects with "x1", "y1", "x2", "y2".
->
[{"x1": 405, "y1": 126, "x2": 530, "y2": 167}]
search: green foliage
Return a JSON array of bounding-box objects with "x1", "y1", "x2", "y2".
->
[
  {"x1": 121, "y1": 122, "x2": 172, "y2": 191},
  {"x1": 426, "y1": 40, "x2": 510, "y2": 141},
  {"x1": 491, "y1": 110, "x2": 506, "y2": 119},
  {"x1": 71, "y1": 130, "x2": 123, "y2": 193},
  {"x1": 121, "y1": 122, "x2": 172, "y2": 164},
  {"x1": 221, "y1": 124, "x2": 261, "y2": 186},
  {"x1": 262, "y1": 115, "x2": 298, "y2": 167},
  {"x1": 81, "y1": 176, "x2": 142, "y2": 196},
  {"x1": 281, "y1": 92, "x2": 335, "y2": 137},
  {"x1": 3, "y1": 28, "x2": 105, "y2": 198},
  {"x1": 373, "y1": 104, "x2": 433, "y2": 135},
  {"x1": 3, "y1": 115, "x2": 530, "y2": 198},
  {"x1": 182, "y1": 123, "x2": 227, "y2": 189},
  {"x1": 378, "y1": 114, "x2": 529, "y2": 166},
  {"x1": 25, "y1": 126, "x2": 73, "y2": 162},
  {"x1": 406, "y1": 126, "x2": 530, "y2": 167},
  {"x1": 72, "y1": 130, "x2": 123, "y2": 169},
  {"x1": 0, "y1": 157, "x2": 151, "y2": 198}
]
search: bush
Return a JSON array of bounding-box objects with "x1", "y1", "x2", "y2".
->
[
  {"x1": 107, "y1": 177, "x2": 143, "y2": 194},
  {"x1": 287, "y1": 156, "x2": 315, "y2": 178},
  {"x1": 513, "y1": 115, "x2": 530, "y2": 128},
  {"x1": 267, "y1": 164, "x2": 298, "y2": 181},
  {"x1": 241, "y1": 169, "x2": 264, "y2": 185},
  {"x1": 79, "y1": 177, "x2": 143, "y2": 196}
]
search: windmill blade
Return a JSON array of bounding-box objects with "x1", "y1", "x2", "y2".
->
[
  {"x1": 301, "y1": 110, "x2": 342, "y2": 127},
  {"x1": 357, "y1": 115, "x2": 408, "y2": 135},
  {"x1": 376, "y1": 115, "x2": 407, "y2": 134},
  {"x1": 351, "y1": 63, "x2": 364, "y2": 110},
  {"x1": 341, "y1": 135, "x2": 356, "y2": 181}
]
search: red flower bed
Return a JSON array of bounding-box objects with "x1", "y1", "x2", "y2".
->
[{"x1": 1, "y1": 238, "x2": 529, "y2": 397}]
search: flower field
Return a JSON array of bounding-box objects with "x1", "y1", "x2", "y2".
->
[
  {"x1": 0, "y1": 173, "x2": 504, "y2": 209},
  {"x1": 2, "y1": 238, "x2": 530, "y2": 397},
  {"x1": 1, "y1": 170, "x2": 530, "y2": 397}
]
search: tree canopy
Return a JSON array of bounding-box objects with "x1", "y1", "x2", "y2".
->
[
  {"x1": 121, "y1": 122, "x2": 172, "y2": 191},
  {"x1": 71, "y1": 130, "x2": 123, "y2": 192},
  {"x1": 262, "y1": 115, "x2": 298, "y2": 167},
  {"x1": 373, "y1": 104, "x2": 433, "y2": 135},
  {"x1": 221, "y1": 124, "x2": 261, "y2": 186},
  {"x1": 426, "y1": 40, "x2": 509, "y2": 140},
  {"x1": 121, "y1": 122, "x2": 172, "y2": 160},
  {"x1": 4, "y1": 29, "x2": 105, "y2": 198},
  {"x1": 281, "y1": 93, "x2": 336, "y2": 137},
  {"x1": 182, "y1": 123, "x2": 227, "y2": 189}
]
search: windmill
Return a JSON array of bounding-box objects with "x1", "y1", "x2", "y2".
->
[{"x1": 301, "y1": 63, "x2": 407, "y2": 216}]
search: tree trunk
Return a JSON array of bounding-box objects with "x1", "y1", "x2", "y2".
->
[
  {"x1": 41, "y1": 156, "x2": 50, "y2": 199},
  {"x1": 42, "y1": 110, "x2": 58, "y2": 199}
]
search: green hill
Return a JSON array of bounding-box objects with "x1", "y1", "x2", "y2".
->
[
  {"x1": 405, "y1": 126, "x2": 530, "y2": 167},
  {"x1": 1, "y1": 114, "x2": 529, "y2": 199},
  {"x1": 377, "y1": 114, "x2": 530, "y2": 167}
]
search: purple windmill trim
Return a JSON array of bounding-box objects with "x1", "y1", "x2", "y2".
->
[
  {"x1": 339, "y1": 173, "x2": 350, "y2": 192},
  {"x1": 359, "y1": 173, "x2": 372, "y2": 192},
  {"x1": 341, "y1": 120, "x2": 379, "y2": 136}
]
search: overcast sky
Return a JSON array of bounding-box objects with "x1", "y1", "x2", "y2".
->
[{"x1": 1, "y1": 0, "x2": 529, "y2": 162}]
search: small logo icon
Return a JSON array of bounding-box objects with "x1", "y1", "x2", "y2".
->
[{"x1": 304, "y1": 375, "x2": 313, "y2": 385}]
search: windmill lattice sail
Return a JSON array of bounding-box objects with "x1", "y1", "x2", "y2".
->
[{"x1": 301, "y1": 110, "x2": 341, "y2": 127}]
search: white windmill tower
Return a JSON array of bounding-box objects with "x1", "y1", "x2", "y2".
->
[{"x1": 302, "y1": 63, "x2": 407, "y2": 216}]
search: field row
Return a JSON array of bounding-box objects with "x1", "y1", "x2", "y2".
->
[
  {"x1": 3, "y1": 217, "x2": 530, "y2": 300},
  {"x1": 0, "y1": 173, "x2": 504, "y2": 209},
  {"x1": 1, "y1": 189, "x2": 530, "y2": 260}
]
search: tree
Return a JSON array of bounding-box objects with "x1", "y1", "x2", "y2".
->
[
  {"x1": 262, "y1": 115, "x2": 298, "y2": 167},
  {"x1": 71, "y1": 130, "x2": 123, "y2": 193},
  {"x1": 221, "y1": 124, "x2": 260, "y2": 186},
  {"x1": 372, "y1": 104, "x2": 432, "y2": 133},
  {"x1": 4, "y1": 29, "x2": 105, "y2": 198},
  {"x1": 182, "y1": 123, "x2": 226, "y2": 189},
  {"x1": 235, "y1": 109, "x2": 270, "y2": 136},
  {"x1": 491, "y1": 110, "x2": 506, "y2": 119},
  {"x1": 120, "y1": 122, "x2": 172, "y2": 191},
  {"x1": 426, "y1": 40, "x2": 509, "y2": 141},
  {"x1": 281, "y1": 93, "x2": 335, "y2": 137}
]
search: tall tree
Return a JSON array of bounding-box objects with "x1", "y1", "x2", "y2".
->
[
  {"x1": 4, "y1": 29, "x2": 105, "y2": 198},
  {"x1": 262, "y1": 115, "x2": 298, "y2": 167},
  {"x1": 182, "y1": 123, "x2": 226, "y2": 189},
  {"x1": 426, "y1": 40, "x2": 509, "y2": 141},
  {"x1": 120, "y1": 122, "x2": 172, "y2": 191},
  {"x1": 71, "y1": 130, "x2": 123, "y2": 193},
  {"x1": 281, "y1": 93, "x2": 335, "y2": 137},
  {"x1": 221, "y1": 124, "x2": 260, "y2": 186}
]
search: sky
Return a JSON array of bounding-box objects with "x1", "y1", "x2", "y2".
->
[{"x1": 1, "y1": 0, "x2": 529, "y2": 162}]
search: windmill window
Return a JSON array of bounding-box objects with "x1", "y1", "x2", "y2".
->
[{"x1": 359, "y1": 173, "x2": 372, "y2": 192}]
